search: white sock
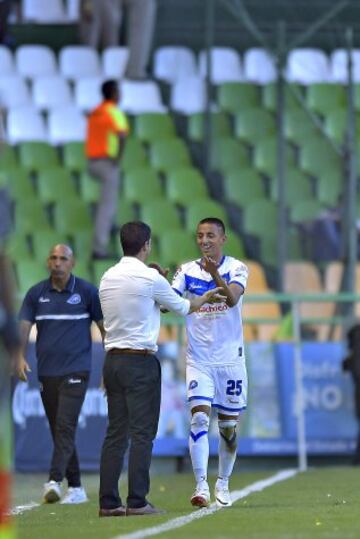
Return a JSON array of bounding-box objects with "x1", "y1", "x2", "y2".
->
[
  {"x1": 189, "y1": 411, "x2": 210, "y2": 484},
  {"x1": 218, "y1": 419, "x2": 238, "y2": 483}
]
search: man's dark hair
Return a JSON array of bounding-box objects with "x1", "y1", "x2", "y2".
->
[
  {"x1": 120, "y1": 221, "x2": 151, "y2": 256},
  {"x1": 198, "y1": 217, "x2": 226, "y2": 234},
  {"x1": 101, "y1": 79, "x2": 118, "y2": 100}
]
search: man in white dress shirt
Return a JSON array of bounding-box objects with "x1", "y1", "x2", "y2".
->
[{"x1": 98, "y1": 221, "x2": 224, "y2": 517}]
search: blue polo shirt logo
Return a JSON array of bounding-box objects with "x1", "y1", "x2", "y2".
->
[
  {"x1": 67, "y1": 293, "x2": 81, "y2": 305},
  {"x1": 39, "y1": 296, "x2": 50, "y2": 303}
]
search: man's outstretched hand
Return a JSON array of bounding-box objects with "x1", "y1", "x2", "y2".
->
[{"x1": 148, "y1": 262, "x2": 170, "y2": 279}]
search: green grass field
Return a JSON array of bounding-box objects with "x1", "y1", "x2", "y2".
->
[{"x1": 13, "y1": 467, "x2": 360, "y2": 539}]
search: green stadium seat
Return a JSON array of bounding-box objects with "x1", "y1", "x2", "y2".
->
[
  {"x1": 158, "y1": 230, "x2": 199, "y2": 268},
  {"x1": 299, "y1": 137, "x2": 341, "y2": 177},
  {"x1": 15, "y1": 200, "x2": 51, "y2": 233},
  {"x1": 62, "y1": 142, "x2": 86, "y2": 173},
  {"x1": 140, "y1": 199, "x2": 181, "y2": 236},
  {"x1": 317, "y1": 169, "x2": 342, "y2": 206},
  {"x1": 121, "y1": 139, "x2": 149, "y2": 173},
  {"x1": 270, "y1": 168, "x2": 313, "y2": 207},
  {"x1": 259, "y1": 228, "x2": 303, "y2": 267},
  {"x1": 37, "y1": 168, "x2": 78, "y2": 204},
  {"x1": 134, "y1": 113, "x2": 176, "y2": 142},
  {"x1": 218, "y1": 83, "x2": 260, "y2": 114},
  {"x1": 211, "y1": 137, "x2": 250, "y2": 174},
  {"x1": 234, "y1": 108, "x2": 276, "y2": 144},
  {"x1": 284, "y1": 109, "x2": 319, "y2": 145},
  {"x1": 185, "y1": 199, "x2": 230, "y2": 230},
  {"x1": 262, "y1": 83, "x2": 303, "y2": 112},
  {"x1": 116, "y1": 198, "x2": 137, "y2": 226},
  {"x1": 74, "y1": 261, "x2": 92, "y2": 282},
  {"x1": 150, "y1": 139, "x2": 192, "y2": 173},
  {"x1": 223, "y1": 168, "x2": 265, "y2": 208},
  {"x1": 6, "y1": 169, "x2": 36, "y2": 201},
  {"x1": 0, "y1": 145, "x2": 17, "y2": 169},
  {"x1": 243, "y1": 199, "x2": 277, "y2": 237},
  {"x1": 79, "y1": 171, "x2": 100, "y2": 203},
  {"x1": 70, "y1": 230, "x2": 93, "y2": 260},
  {"x1": 225, "y1": 230, "x2": 246, "y2": 259},
  {"x1": 166, "y1": 168, "x2": 208, "y2": 206},
  {"x1": 325, "y1": 108, "x2": 360, "y2": 144},
  {"x1": 18, "y1": 142, "x2": 59, "y2": 173},
  {"x1": 53, "y1": 201, "x2": 92, "y2": 234},
  {"x1": 92, "y1": 259, "x2": 116, "y2": 286},
  {"x1": 187, "y1": 112, "x2": 231, "y2": 142},
  {"x1": 32, "y1": 230, "x2": 69, "y2": 261},
  {"x1": 5, "y1": 234, "x2": 32, "y2": 262},
  {"x1": 123, "y1": 168, "x2": 163, "y2": 204},
  {"x1": 306, "y1": 84, "x2": 346, "y2": 117},
  {"x1": 254, "y1": 137, "x2": 295, "y2": 175},
  {"x1": 15, "y1": 259, "x2": 48, "y2": 296},
  {"x1": 290, "y1": 199, "x2": 324, "y2": 223}
]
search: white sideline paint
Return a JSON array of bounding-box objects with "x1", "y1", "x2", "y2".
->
[
  {"x1": 9, "y1": 502, "x2": 40, "y2": 515},
  {"x1": 113, "y1": 469, "x2": 298, "y2": 539}
]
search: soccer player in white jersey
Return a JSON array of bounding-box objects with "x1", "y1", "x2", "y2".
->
[{"x1": 172, "y1": 217, "x2": 249, "y2": 509}]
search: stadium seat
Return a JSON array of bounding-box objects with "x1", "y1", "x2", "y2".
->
[
  {"x1": 262, "y1": 83, "x2": 303, "y2": 112},
  {"x1": 66, "y1": 0, "x2": 80, "y2": 20},
  {"x1": 290, "y1": 200, "x2": 324, "y2": 224},
  {"x1": 330, "y1": 49, "x2": 360, "y2": 83},
  {"x1": 269, "y1": 168, "x2": 313, "y2": 207},
  {"x1": 234, "y1": 108, "x2": 276, "y2": 144},
  {"x1": 170, "y1": 76, "x2": 207, "y2": 114},
  {"x1": 102, "y1": 46, "x2": 129, "y2": 79},
  {"x1": 6, "y1": 169, "x2": 35, "y2": 201},
  {"x1": 198, "y1": 47, "x2": 242, "y2": 84},
  {"x1": 223, "y1": 168, "x2": 265, "y2": 208},
  {"x1": 121, "y1": 80, "x2": 167, "y2": 113},
  {"x1": 134, "y1": 113, "x2": 176, "y2": 142},
  {"x1": 70, "y1": 230, "x2": 93, "y2": 261},
  {"x1": 5, "y1": 234, "x2": 32, "y2": 262},
  {"x1": 166, "y1": 168, "x2": 208, "y2": 206},
  {"x1": 253, "y1": 137, "x2": 295, "y2": 175},
  {"x1": 140, "y1": 199, "x2": 181, "y2": 236},
  {"x1": 15, "y1": 45, "x2": 57, "y2": 79},
  {"x1": 317, "y1": 169, "x2": 342, "y2": 206},
  {"x1": 306, "y1": 84, "x2": 346, "y2": 117},
  {"x1": 158, "y1": 230, "x2": 199, "y2": 268},
  {"x1": 59, "y1": 46, "x2": 101, "y2": 80},
  {"x1": 299, "y1": 137, "x2": 341, "y2": 177},
  {"x1": 73, "y1": 261, "x2": 92, "y2": 282},
  {"x1": 286, "y1": 48, "x2": 330, "y2": 84},
  {"x1": 32, "y1": 230, "x2": 68, "y2": 261},
  {"x1": 53, "y1": 200, "x2": 92, "y2": 233},
  {"x1": 15, "y1": 200, "x2": 51, "y2": 233},
  {"x1": 22, "y1": 0, "x2": 66, "y2": 21},
  {"x1": 48, "y1": 106, "x2": 86, "y2": 145},
  {"x1": 284, "y1": 109, "x2": 319, "y2": 145},
  {"x1": 185, "y1": 199, "x2": 230, "y2": 230},
  {"x1": 211, "y1": 137, "x2": 250, "y2": 174},
  {"x1": 37, "y1": 168, "x2": 78, "y2": 204},
  {"x1": 7, "y1": 107, "x2": 48, "y2": 144},
  {"x1": 74, "y1": 77, "x2": 103, "y2": 112},
  {"x1": 0, "y1": 45, "x2": 14, "y2": 76},
  {"x1": 324, "y1": 108, "x2": 360, "y2": 144},
  {"x1": 244, "y1": 260, "x2": 270, "y2": 291},
  {"x1": 32, "y1": 76, "x2": 73, "y2": 111},
  {"x1": 18, "y1": 142, "x2": 59, "y2": 173},
  {"x1": 218, "y1": 82, "x2": 260, "y2": 113},
  {"x1": 187, "y1": 112, "x2": 231, "y2": 142},
  {"x1": 0, "y1": 75, "x2": 31, "y2": 108},
  {"x1": 79, "y1": 172, "x2": 100, "y2": 203},
  {"x1": 93, "y1": 260, "x2": 115, "y2": 286},
  {"x1": 115, "y1": 198, "x2": 137, "y2": 227},
  {"x1": 62, "y1": 142, "x2": 86, "y2": 173},
  {"x1": 242, "y1": 297, "x2": 281, "y2": 341},
  {"x1": 121, "y1": 139, "x2": 149, "y2": 173},
  {"x1": 243, "y1": 199, "x2": 277, "y2": 238},
  {"x1": 123, "y1": 168, "x2": 163, "y2": 204},
  {"x1": 243, "y1": 48, "x2": 276, "y2": 84},
  {"x1": 0, "y1": 145, "x2": 16, "y2": 169},
  {"x1": 15, "y1": 259, "x2": 48, "y2": 296},
  {"x1": 153, "y1": 46, "x2": 197, "y2": 83},
  {"x1": 150, "y1": 139, "x2": 191, "y2": 173},
  {"x1": 224, "y1": 230, "x2": 246, "y2": 259}
]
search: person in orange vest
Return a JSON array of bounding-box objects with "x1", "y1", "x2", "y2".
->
[{"x1": 86, "y1": 79, "x2": 129, "y2": 259}]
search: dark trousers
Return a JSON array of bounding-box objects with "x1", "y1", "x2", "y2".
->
[
  {"x1": 99, "y1": 353, "x2": 161, "y2": 509},
  {"x1": 39, "y1": 372, "x2": 89, "y2": 486}
]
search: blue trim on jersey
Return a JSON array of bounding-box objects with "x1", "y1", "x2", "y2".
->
[
  {"x1": 173, "y1": 288, "x2": 182, "y2": 296},
  {"x1": 229, "y1": 280, "x2": 245, "y2": 290},
  {"x1": 188, "y1": 396, "x2": 213, "y2": 403},
  {"x1": 184, "y1": 272, "x2": 230, "y2": 296},
  {"x1": 190, "y1": 430, "x2": 208, "y2": 442},
  {"x1": 212, "y1": 404, "x2": 247, "y2": 412}
]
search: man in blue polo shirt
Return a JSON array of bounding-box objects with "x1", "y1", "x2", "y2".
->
[{"x1": 17, "y1": 244, "x2": 104, "y2": 505}]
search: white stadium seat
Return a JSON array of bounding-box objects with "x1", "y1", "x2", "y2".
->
[
  {"x1": 0, "y1": 46, "x2": 15, "y2": 76},
  {"x1": 330, "y1": 49, "x2": 360, "y2": 83},
  {"x1": 198, "y1": 47, "x2": 242, "y2": 84},
  {"x1": 66, "y1": 0, "x2": 80, "y2": 21},
  {"x1": 0, "y1": 76, "x2": 31, "y2": 108},
  {"x1": 15, "y1": 45, "x2": 57, "y2": 79},
  {"x1": 243, "y1": 48, "x2": 276, "y2": 84},
  {"x1": 153, "y1": 46, "x2": 197, "y2": 83},
  {"x1": 286, "y1": 48, "x2": 330, "y2": 84},
  {"x1": 102, "y1": 47, "x2": 129, "y2": 79},
  {"x1": 22, "y1": 0, "x2": 66, "y2": 22},
  {"x1": 48, "y1": 105, "x2": 86, "y2": 145},
  {"x1": 32, "y1": 76, "x2": 73, "y2": 111},
  {"x1": 170, "y1": 76, "x2": 207, "y2": 114},
  {"x1": 121, "y1": 80, "x2": 167, "y2": 113},
  {"x1": 7, "y1": 106, "x2": 48, "y2": 144},
  {"x1": 59, "y1": 46, "x2": 101, "y2": 80},
  {"x1": 75, "y1": 77, "x2": 103, "y2": 112}
]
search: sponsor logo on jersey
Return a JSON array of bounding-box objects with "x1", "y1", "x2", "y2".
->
[
  {"x1": 68, "y1": 378, "x2": 82, "y2": 384},
  {"x1": 198, "y1": 304, "x2": 228, "y2": 314},
  {"x1": 67, "y1": 293, "x2": 81, "y2": 305},
  {"x1": 227, "y1": 398, "x2": 240, "y2": 404},
  {"x1": 38, "y1": 296, "x2": 50, "y2": 303},
  {"x1": 189, "y1": 380, "x2": 198, "y2": 390}
]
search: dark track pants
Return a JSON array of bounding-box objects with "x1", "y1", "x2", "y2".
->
[
  {"x1": 39, "y1": 372, "x2": 89, "y2": 486},
  {"x1": 99, "y1": 353, "x2": 161, "y2": 509}
]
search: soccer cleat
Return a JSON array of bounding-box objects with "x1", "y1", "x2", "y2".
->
[
  {"x1": 43, "y1": 480, "x2": 62, "y2": 504},
  {"x1": 190, "y1": 483, "x2": 210, "y2": 508},
  {"x1": 60, "y1": 486, "x2": 88, "y2": 504},
  {"x1": 214, "y1": 484, "x2": 232, "y2": 508}
]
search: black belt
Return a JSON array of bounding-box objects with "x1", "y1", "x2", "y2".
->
[{"x1": 107, "y1": 348, "x2": 154, "y2": 356}]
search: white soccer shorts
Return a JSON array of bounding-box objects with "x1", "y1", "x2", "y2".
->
[{"x1": 186, "y1": 362, "x2": 248, "y2": 416}]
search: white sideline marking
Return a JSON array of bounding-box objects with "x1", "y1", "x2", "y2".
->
[
  {"x1": 9, "y1": 502, "x2": 40, "y2": 515},
  {"x1": 113, "y1": 468, "x2": 298, "y2": 539}
]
